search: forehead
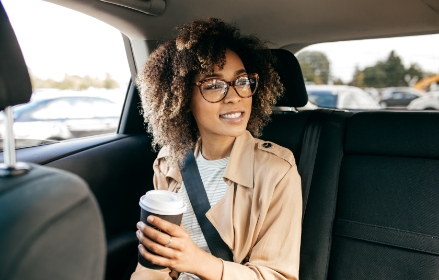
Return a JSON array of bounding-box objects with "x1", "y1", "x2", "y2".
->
[
  {"x1": 214, "y1": 49, "x2": 244, "y2": 72},
  {"x1": 195, "y1": 50, "x2": 246, "y2": 80}
]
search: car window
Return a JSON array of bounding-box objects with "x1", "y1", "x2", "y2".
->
[
  {"x1": 0, "y1": 0, "x2": 130, "y2": 150},
  {"x1": 307, "y1": 91, "x2": 338, "y2": 108},
  {"x1": 393, "y1": 93, "x2": 404, "y2": 99},
  {"x1": 90, "y1": 98, "x2": 121, "y2": 118},
  {"x1": 296, "y1": 34, "x2": 439, "y2": 111},
  {"x1": 31, "y1": 98, "x2": 94, "y2": 120}
]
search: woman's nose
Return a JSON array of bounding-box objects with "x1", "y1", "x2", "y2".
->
[{"x1": 223, "y1": 86, "x2": 241, "y2": 103}]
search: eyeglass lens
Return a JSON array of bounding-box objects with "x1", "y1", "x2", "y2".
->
[{"x1": 200, "y1": 75, "x2": 258, "y2": 102}]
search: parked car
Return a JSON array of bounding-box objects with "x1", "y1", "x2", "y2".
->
[
  {"x1": 407, "y1": 91, "x2": 439, "y2": 110},
  {"x1": 379, "y1": 87, "x2": 425, "y2": 109},
  {"x1": 305, "y1": 85, "x2": 380, "y2": 110},
  {"x1": 0, "y1": 96, "x2": 121, "y2": 141},
  {"x1": 363, "y1": 87, "x2": 381, "y2": 101}
]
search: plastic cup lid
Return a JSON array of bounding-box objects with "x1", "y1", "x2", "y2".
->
[{"x1": 139, "y1": 190, "x2": 186, "y2": 215}]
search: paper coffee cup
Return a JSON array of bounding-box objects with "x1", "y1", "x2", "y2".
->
[{"x1": 138, "y1": 190, "x2": 187, "y2": 270}]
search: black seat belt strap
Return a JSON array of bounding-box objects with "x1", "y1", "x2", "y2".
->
[
  {"x1": 180, "y1": 150, "x2": 234, "y2": 262},
  {"x1": 298, "y1": 109, "x2": 333, "y2": 222}
]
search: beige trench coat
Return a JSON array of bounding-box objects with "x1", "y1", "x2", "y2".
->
[{"x1": 131, "y1": 130, "x2": 302, "y2": 280}]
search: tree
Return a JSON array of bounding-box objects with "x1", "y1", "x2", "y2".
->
[
  {"x1": 352, "y1": 50, "x2": 431, "y2": 88},
  {"x1": 382, "y1": 50, "x2": 406, "y2": 86},
  {"x1": 363, "y1": 62, "x2": 387, "y2": 88},
  {"x1": 103, "y1": 73, "x2": 120, "y2": 89},
  {"x1": 333, "y1": 78, "x2": 345, "y2": 85},
  {"x1": 297, "y1": 51, "x2": 330, "y2": 84},
  {"x1": 349, "y1": 66, "x2": 365, "y2": 87},
  {"x1": 29, "y1": 72, "x2": 120, "y2": 90},
  {"x1": 300, "y1": 62, "x2": 315, "y2": 83},
  {"x1": 405, "y1": 63, "x2": 424, "y2": 86}
]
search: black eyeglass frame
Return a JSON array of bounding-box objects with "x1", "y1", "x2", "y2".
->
[{"x1": 195, "y1": 73, "x2": 259, "y2": 103}]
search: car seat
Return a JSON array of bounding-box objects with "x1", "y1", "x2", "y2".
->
[{"x1": 0, "y1": 2, "x2": 106, "y2": 280}]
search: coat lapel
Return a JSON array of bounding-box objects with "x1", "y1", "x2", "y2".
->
[
  {"x1": 206, "y1": 131, "x2": 257, "y2": 263},
  {"x1": 158, "y1": 131, "x2": 258, "y2": 263}
]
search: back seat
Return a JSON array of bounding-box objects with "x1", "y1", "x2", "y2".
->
[
  {"x1": 265, "y1": 49, "x2": 439, "y2": 279},
  {"x1": 328, "y1": 111, "x2": 439, "y2": 279},
  {"x1": 263, "y1": 110, "x2": 439, "y2": 280}
]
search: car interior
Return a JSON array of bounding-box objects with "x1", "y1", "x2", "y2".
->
[{"x1": 1, "y1": 0, "x2": 439, "y2": 279}]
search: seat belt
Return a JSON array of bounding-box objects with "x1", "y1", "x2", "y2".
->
[
  {"x1": 180, "y1": 150, "x2": 234, "y2": 262},
  {"x1": 298, "y1": 109, "x2": 333, "y2": 222}
]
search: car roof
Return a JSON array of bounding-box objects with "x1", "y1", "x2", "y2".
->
[{"x1": 46, "y1": 0, "x2": 439, "y2": 52}]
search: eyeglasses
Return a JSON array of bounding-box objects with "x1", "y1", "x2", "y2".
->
[{"x1": 195, "y1": 73, "x2": 259, "y2": 103}]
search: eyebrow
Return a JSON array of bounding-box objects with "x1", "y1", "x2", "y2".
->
[{"x1": 200, "y1": 69, "x2": 247, "y2": 80}]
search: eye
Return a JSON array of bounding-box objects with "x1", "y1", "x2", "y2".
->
[
  {"x1": 236, "y1": 77, "x2": 250, "y2": 86},
  {"x1": 202, "y1": 80, "x2": 225, "y2": 90},
  {"x1": 205, "y1": 84, "x2": 223, "y2": 90}
]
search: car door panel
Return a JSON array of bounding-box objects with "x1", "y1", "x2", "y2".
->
[{"x1": 0, "y1": 133, "x2": 156, "y2": 280}]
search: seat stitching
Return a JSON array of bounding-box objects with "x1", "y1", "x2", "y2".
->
[
  {"x1": 335, "y1": 232, "x2": 439, "y2": 255},
  {"x1": 337, "y1": 219, "x2": 439, "y2": 239}
]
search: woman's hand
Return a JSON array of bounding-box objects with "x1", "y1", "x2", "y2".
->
[{"x1": 136, "y1": 216, "x2": 223, "y2": 280}]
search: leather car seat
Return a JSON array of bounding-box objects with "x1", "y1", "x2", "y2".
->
[{"x1": 0, "y1": 2, "x2": 106, "y2": 280}]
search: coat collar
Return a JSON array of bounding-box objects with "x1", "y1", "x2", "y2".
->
[
  {"x1": 194, "y1": 130, "x2": 255, "y2": 189},
  {"x1": 222, "y1": 131, "x2": 254, "y2": 189},
  {"x1": 160, "y1": 130, "x2": 255, "y2": 189}
]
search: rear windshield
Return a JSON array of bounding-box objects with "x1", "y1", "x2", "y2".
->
[{"x1": 296, "y1": 34, "x2": 439, "y2": 111}]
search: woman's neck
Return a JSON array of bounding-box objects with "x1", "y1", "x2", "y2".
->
[{"x1": 200, "y1": 133, "x2": 235, "y2": 160}]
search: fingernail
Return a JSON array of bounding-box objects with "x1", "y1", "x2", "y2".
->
[
  {"x1": 137, "y1": 222, "x2": 144, "y2": 229},
  {"x1": 138, "y1": 245, "x2": 144, "y2": 252},
  {"x1": 136, "y1": 230, "x2": 141, "y2": 238},
  {"x1": 147, "y1": 216, "x2": 154, "y2": 223}
]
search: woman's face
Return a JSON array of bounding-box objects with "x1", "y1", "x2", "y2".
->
[{"x1": 191, "y1": 49, "x2": 252, "y2": 139}]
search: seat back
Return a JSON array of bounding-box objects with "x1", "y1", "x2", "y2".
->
[
  {"x1": 0, "y1": 164, "x2": 106, "y2": 280},
  {"x1": 327, "y1": 111, "x2": 439, "y2": 279},
  {"x1": 0, "y1": 1, "x2": 32, "y2": 110}
]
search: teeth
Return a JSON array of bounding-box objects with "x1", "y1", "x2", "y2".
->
[{"x1": 221, "y1": 112, "x2": 242, "y2": 118}]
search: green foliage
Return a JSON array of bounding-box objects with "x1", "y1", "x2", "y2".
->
[
  {"x1": 333, "y1": 78, "x2": 345, "y2": 85},
  {"x1": 30, "y1": 73, "x2": 120, "y2": 90},
  {"x1": 350, "y1": 66, "x2": 365, "y2": 87},
  {"x1": 300, "y1": 62, "x2": 316, "y2": 83},
  {"x1": 362, "y1": 62, "x2": 387, "y2": 88},
  {"x1": 351, "y1": 50, "x2": 430, "y2": 88},
  {"x1": 297, "y1": 51, "x2": 330, "y2": 84}
]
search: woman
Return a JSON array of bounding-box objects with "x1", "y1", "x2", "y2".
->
[{"x1": 132, "y1": 18, "x2": 302, "y2": 280}]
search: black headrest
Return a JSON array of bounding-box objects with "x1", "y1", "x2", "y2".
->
[
  {"x1": 0, "y1": 2, "x2": 32, "y2": 111},
  {"x1": 270, "y1": 49, "x2": 308, "y2": 107}
]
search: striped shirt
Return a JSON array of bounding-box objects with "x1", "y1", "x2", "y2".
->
[{"x1": 177, "y1": 151, "x2": 230, "y2": 280}]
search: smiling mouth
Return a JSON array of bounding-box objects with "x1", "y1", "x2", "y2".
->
[{"x1": 220, "y1": 112, "x2": 243, "y2": 119}]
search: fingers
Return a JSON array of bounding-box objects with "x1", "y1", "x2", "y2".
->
[
  {"x1": 137, "y1": 230, "x2": 179, "y2": 259},
  {"x1": 146, "y1": 216, "x2": 186, "y2": 238},
  {"x1": 137, "y1": 221, "x2": 177, "y2": 248},
  {"x1": 138, "y1": 243, "x2": 173, "y2": 268}
]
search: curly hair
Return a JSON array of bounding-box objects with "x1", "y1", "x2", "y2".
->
[{"x1": 136, "y1": 18, "x2": 284, "y2": 166}]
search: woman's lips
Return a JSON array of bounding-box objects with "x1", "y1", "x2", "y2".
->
[{"x1": 219, "y1": 112, "x2": 244, "y2": 124}]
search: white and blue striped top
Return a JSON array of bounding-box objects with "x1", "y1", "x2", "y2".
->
[{"x1": 177, "y1": 151, "x2": 230, "y2": 280}]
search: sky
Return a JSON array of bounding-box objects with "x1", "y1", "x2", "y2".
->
[
  {"x1": 2, "y1": 0, "x2": 439, "y2": 86},
  {"x1": 2, "y1": 0, "x2": 131, "y2": 88}
]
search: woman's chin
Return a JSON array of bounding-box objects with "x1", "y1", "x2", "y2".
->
[{"x1": 214, "y1": 124, "x2": 248, "y2": 138}]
